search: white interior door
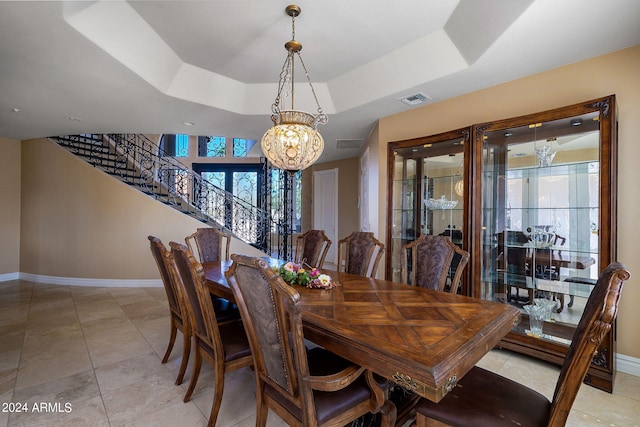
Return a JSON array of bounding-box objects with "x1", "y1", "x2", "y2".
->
[{"x1": 313, "y1": 169, "x2": 338, "y2": 265}]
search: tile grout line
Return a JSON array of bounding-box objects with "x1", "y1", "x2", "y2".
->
[
  {"x1": 133, "y1": 287, "x2": 210, "y2": 423},
  {"x1": 71, "y1": 286, "x2": 113, "y2": 427},
  {"x1": 5, "y1": 281, "x2": 34, "y2": 427}
]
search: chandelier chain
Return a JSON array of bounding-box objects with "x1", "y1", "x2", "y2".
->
[
  {"x1": 261, "y1": 4, "x2": 327, "y2": 172},
  {"x1": 272, "y1": 52, "x2": 294, "y2": 115},
  {"x1": 296, "y1": 52, "x2": 326, "y2": 118}
]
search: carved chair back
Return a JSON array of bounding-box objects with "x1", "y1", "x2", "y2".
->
[
  {"x1": 147, "y1": 236, "x2": 192, "y2": 383},
  {"x1": 548, "y1": 262, "x2": 629, "y2": 425},
  {"x1": 170, "y1": 242, "x2": 223, "y2": 355},
  {"x1": 294, "y1": 229, "x2": 332, "y2": 268},
  {"x1": 401, "y1": 234, "x2": 469, "y2": 294},
  {"x1": 169, "y1": 242, "x2": 252, "y2": 425},
  {"x1": 227, "y1": 255, "x2": 304, "y2": 402},
  {"x1": 414, "y1": 262, "x2": 630, "y2": 427},
  {"x1": 148, "y1": 236, "x2": 184, "y2": 320},
  {"x1": 185, "y1": 227, "x2": 230, "y2": 263},
  {"x1": 337, "y1": 231, "x2": 385, "y2": 278},
  {"x1": 495, "y1": 230, "x2": 530, "y2": 276},
  {"x1": 225, "y1": 254, "x2": 396, "y2": 427}
]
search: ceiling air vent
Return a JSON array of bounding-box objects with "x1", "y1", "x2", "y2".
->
[
  {"x1": 336, "y1": 139, "x2": 364, "y2": 150},
  {"x1": 399, "y1": 92, "x2": 431, "y2": 106}
]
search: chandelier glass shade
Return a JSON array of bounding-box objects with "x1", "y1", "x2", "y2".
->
[
  {"x1": 262, "y1": 111, "x2": 324, "y2": 171},
  {"x1": 261, "y1": 4, "x2": 327, "y2": 172}
]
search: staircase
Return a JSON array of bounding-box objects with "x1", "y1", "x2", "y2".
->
[{"x1": 50, "y1": 133, "x2": 293, "y2": 257}]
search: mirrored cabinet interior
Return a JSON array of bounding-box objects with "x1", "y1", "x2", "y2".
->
[
  {"x1": 386, "y1": 128, "x2": 471, "y2": 287},
  {"x1": 472, "y1": 95, "x2": 617, "y2": 392},
  {"x1": 386, "y1": 95, "x2": 617, "y2": 392}
]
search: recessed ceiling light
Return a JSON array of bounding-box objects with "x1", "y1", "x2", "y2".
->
[
  {"x1": 66, "y1": 116, "x2": 82, "y2": 121},
  {"x1": 183, "y1": 121, "x2": 195, "y2": 126},
  {"x1": 12, "y1": 108, "x2": 20, "y2": 112}
]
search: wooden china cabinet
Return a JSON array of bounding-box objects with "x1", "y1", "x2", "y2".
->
[
  {"x1": 386, "y1": 128, "x2": 472, "y2": 293},
  {"x1": 387, "y1": 95, "x2": 618, "y2": 392}
]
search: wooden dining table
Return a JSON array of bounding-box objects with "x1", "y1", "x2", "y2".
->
[
  {"x1": 525, "y1": 250, "x2": 596, "y2": 312},
  {"x1": 203, "y1": 259, "x2": 520, "y2": 404},
  {"x1": 526, "y1": 250, "x2": 596, "y2": 272}
]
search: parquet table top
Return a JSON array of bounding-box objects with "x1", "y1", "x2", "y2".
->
[{"x1": 204, "y1": 259, "x2": 520, "y2": 402}]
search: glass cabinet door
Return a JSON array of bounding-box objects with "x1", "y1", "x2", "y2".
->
[
  {"x1": 387, "y1": 128, "x2": 470, "y2": 286},
  {"x1": 473, "y1": 95, "x2": 617, "y2": 392}
]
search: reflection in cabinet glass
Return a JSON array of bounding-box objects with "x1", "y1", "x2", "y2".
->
[
  {"x1": 387, "y1": 128, "x2": 470, "y2": 287},
  {"x1": 473, "y1": 95, "x2": 617, "y2": 392}
]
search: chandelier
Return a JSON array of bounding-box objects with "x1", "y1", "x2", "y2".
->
[
  {"x1": 425, "y1": 195, "x2": 458, "y2": 220},
  {"x1": 454, "y1": 179, "x2": 464, "y2": 197},
  {"x1": 261, "y1": 4, "x2": 328, "y2": 172}
]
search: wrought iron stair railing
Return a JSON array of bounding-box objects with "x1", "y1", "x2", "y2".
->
[{"x1": 50, "y1": 133, "x2": 294, "y2": 257}]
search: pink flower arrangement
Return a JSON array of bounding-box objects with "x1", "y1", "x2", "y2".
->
[{"x1": 278, "y1": 262, "x2": 337, "y2": 289}]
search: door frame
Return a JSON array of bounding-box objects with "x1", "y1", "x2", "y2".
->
[
  {"x1": 313, "y1": 168, "x2": 339, "y2": 265},
  {"x1": 192, "y1": 163, "x2": 264, "y2": 230}
]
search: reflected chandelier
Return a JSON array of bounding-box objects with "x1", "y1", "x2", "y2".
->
[{"x1": 261, "y1": 4, "x2": 328, "y2": 172}]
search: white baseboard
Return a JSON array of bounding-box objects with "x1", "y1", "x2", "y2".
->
[
  {"x1": 0, "y1": 272, "x2": 19, "y2": 282},
  {"x1": 15, "y1": 272, "x2": 162, "y2": 288},
  {"x1": 617, "y1": 353, "x2": 640, "y2": 377}
]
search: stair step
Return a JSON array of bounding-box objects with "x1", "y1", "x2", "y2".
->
[
  {"x1": 104, "y1": 168, "x2": 147, "y2": 177},
  {"x1": 54, "y1": 135, "x2": 103, "y2": 144},
  {"x1": 74, "y1": 152, "x2": 127, "y2": 163},
  {"x1": 60, "y1": 144, "x2": 111, "y2": 155}
]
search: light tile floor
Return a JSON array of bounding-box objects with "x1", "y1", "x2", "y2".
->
[{"x1": 1, "y1": 280, "x2": 639, "y2": 426}]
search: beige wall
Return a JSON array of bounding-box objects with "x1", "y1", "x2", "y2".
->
[
  {"x1": 370, "y1": 45, "x2": 640, "y2": 358},
  {"x1": 309, "y1": 157, "x2": 360, "y2": 242},
  {"x1": 0, "y1": 138, "x2": 21, "y2": 275},
  {"x1": 4, "y1": 45, "x2": 638, "y2": 359},
  {"x1": 19, "y1": 139, "x2": 263, "y2": 280}
]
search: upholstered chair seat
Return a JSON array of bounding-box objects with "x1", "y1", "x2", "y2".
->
[
  {"x1": 226, "y1": 254, "x2": 396, "y2": 427},
  {"x1": 413, "y1": 262, "x2": 630, "y2": 427},
  {"x1": 170, "y1": 242, "x2": 253, "y2": 427}
]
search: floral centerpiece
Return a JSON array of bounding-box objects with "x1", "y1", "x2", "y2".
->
[{"x1": 278, "y1": 261, "x2": 338, "y2": 289}]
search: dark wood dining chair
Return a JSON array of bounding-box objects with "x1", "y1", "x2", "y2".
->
[
  {"x1": 185, "y1": 227, "x2": 239, "y2": 321},
  {"x1": 401, "y1": 234, "x2": 469, "y2": 294},
  {"x1": 496, "y1": 230, "x2": 532, "y2": 304},
  {"x1": 225, "y1": 254, "x2": 397, "y2": 427},
  {"x1": 185, "y1": 227, "x2": 231, "y2": 263},
  {"x1": 532, "y1": 234, "x2": 567, "y2": 281},
  {"x1": 147, "y1": 236, "x2": 191, "y2": 385},
  {"x1": 337, "y1": 231, "x2": 385, "y2": 278},
  {"x1": 412, "y1": 262, "x2": 630, "y2": 427},
  {"x1": 169, "y1": 242, "x2": 253, "y2": 427},
  {"x1": 294, "y1": 229, "x2": 332, "y2": 268}
]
